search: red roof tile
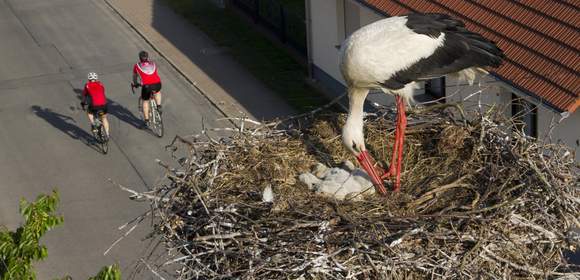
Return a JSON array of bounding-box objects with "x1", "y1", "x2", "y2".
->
[{"x1": 356, "y1": 0, "x2": 580, "y2": 112}]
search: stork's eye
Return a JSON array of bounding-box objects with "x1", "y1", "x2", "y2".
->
[{"x1": 351, "y1": 141, "x2": 360, "y2": 152}]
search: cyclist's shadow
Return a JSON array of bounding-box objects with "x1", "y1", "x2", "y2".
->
[
  {"x1": 73, "y1": 88, "x2": 142, "y2": 129},
  {"x1": 107, "y1": 99, "x2": 143, "y2": 129},
  {"x1": 30, "y1": 105, "x2": 101, "y2": 153}
]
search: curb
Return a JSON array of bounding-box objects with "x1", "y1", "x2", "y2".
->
[{"x1": 102, "y1": 0, "x2": 238, "y2": 127}]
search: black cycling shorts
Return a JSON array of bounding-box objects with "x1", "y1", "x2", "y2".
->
[
  {"x1": 141, "y1": 83, "x2": 162, "y2": 100},
  {"x1": 89, "y1": 104, "x2": 108, "y2": 116}
]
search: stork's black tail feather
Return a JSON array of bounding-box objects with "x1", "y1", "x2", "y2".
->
[
  {"x1": 456, "y1": 27, "x2": 505, "y2": 68},
  {"x1": 400, "y1": 13, "x2": 505, "y2": 81}
]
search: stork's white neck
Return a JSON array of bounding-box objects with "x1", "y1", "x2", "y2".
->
[
  {"x1": 347, "y1": 88, "x2": 368, "y2": 126},
  {"x1": 343, "y1": 88, "x2": 369, "y2": 154}
]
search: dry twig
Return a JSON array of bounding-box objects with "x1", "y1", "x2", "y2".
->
[{"x1": 126, "y1": 103, "x2": 579, "y2": 279}]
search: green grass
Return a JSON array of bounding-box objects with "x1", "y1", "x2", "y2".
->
[{"x1": 163, "y1": 0, "x2": 328, "y2": 112}]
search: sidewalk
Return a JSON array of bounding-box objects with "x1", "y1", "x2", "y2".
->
[{"x1": 103, "y1": 0, "x2": 297, "y2": 121}]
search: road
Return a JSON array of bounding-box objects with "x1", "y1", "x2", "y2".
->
[{"x1": 0, "y1": 0, "x2": 225, "y2": 278}]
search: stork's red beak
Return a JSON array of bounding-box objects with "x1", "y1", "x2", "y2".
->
[{"x1": 356, "y1": 150, "x2": 388, "y2": 195}]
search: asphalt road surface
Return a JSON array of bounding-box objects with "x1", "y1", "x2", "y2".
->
[{"x1": 0, "y1": 0, "x2": 225, "y2": 278}]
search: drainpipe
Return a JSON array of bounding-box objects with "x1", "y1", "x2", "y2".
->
[{"x1": 305, "y1": 0, "x2": 314, "y2": 79}]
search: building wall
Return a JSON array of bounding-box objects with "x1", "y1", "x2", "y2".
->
[
  {"x1": 446, "y1": 78, "x2": 579, "y2": 161},
  {"x1": 445, "y1": 75, "x2": 510, "y2": 113},
  {"x1": 538, "y1": 106, "x2": 580, "y2": 161},
  {"x1": 309, "y1": 0, "x2": 380, "y2": 90},
  {"x1": 310, "y1": 0, "x2": 344, "y2": 92}
]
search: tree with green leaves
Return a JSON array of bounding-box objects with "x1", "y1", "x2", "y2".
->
[
  {"x1": 88, "y1": 264, "x2": 121, "y2": 280},
  {"x1": 0, "y1": 191, "x2": 121, "y2": 280}
]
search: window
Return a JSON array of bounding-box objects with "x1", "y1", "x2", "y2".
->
[
  {"x1": 511, "y1": 94, "x2": 538, "y2": 137},
  {"x1": 425, "y1": 77, "x2": 446, "y2": 101}
]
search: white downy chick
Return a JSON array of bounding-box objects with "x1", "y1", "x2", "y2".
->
[
  {"x1": 316, "y1": 168, "x2": 374, "y2": 200},
  {"x1": 299, "y1": 163, "x2": 375, "y2": 200}
]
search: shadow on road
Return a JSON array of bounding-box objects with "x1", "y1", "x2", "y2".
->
[
  {"x1": 73, "y1": 88, "x2": 143, "y2": 129},
  {"x1": 107, "y1": 99, "x2": 143, "y2": 129},
  {"x1": 30, "y1": 105, "x2": 100, "y2": 153},
  {"x1": 73, "y1": 88, "x2": 84, "y2": 100}
]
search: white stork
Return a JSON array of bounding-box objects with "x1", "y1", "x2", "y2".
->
[{"x1": 339, "y1": 13, "x2": 504, "y2": 194}]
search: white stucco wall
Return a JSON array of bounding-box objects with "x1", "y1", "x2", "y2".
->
[
  {"x1": 309, "y1": 0, "x2": 384, "y2": 86},
  {"x1": 447, "y1": 78, "x2": 579, "y2": 161},
  {"x1": 445, "y1": 75, "x2": 510, "y2": 113},
  {"x1": 538, "y1": 107, "x2": 580, "y2": 161},
  {"x1": 310, "y1": 0, "x2": 344, "y2": 84}
]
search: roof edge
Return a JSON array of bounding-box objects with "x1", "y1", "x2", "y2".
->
[{"x1": 570, "y1": 98, "x2": 579, "y2": 113}]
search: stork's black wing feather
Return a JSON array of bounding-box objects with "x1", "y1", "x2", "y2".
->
[{"x1": 381, "y1": 13, "x2": 505, "y2": 90}]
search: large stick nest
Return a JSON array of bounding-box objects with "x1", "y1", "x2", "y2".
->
[{"x1": 133, "y1": 103, "x2": 579, "y2": 279}]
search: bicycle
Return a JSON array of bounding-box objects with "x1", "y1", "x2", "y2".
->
[
  {"x1": 131, "y1": 83, "x2": 164, "y2": 138},
  {"x1": 82, "y1": 105, "x2": 109, "y2": 154},
  {"x1": 93, "y1": 111, "x2": 109, "y2": 154}
]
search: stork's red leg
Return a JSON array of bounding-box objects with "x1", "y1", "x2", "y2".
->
[
  {"x1": 356, "y1": 96, "x2": 406, "y2": 194},
  {"x1": 393, "y1": 98, "x2": 407, "y2": 192},
  {"x1": 382, "y1": 96, "x2": 402, "y2": 179}
]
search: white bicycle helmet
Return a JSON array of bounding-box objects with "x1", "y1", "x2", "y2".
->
[{"x1": 87, "y1": 72, "x2": 98, "y2": 81}]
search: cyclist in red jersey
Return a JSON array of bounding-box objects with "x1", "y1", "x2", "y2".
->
[
  {"x1": 81, "y1": 72, "x2": 110, "y2": 137},
  {"x1": 132, "y1": 50, "x2": 162, "y2": 128}
]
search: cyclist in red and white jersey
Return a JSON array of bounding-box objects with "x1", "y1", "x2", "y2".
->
[
  {"x1": 132, "y1": 50, "x2": 162, "y2": 127},
  {"x1": 81, "y1": 72, "x2": 110, "y2": 137}
]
